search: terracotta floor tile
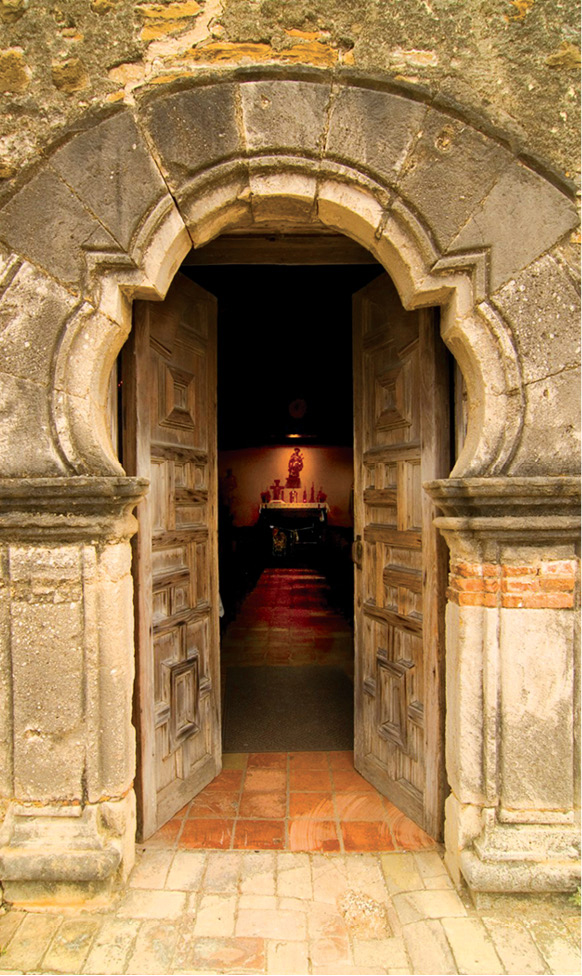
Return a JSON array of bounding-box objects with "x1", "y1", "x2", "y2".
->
[
  {"x1": 335, "y1": 792, "x2": 388, "y2": 821},
  {"x1": 188, "y1": 792, "x2": 240, "y2": 819},
  {"x1": 328, "y1": 750, "x2": 354, "y2": 769},
  {"x1": 144, "y1": 818, "x2": 182, "y2": 847},
  {"x1": 341, "y1": 821, "x2": 396, "y2": 852},
  {"x1": 388, "y1": 805, "x2": 436, "y2": 850},
  {"x1": 266, "y1": 648, "x2": 293, "y2": 664},
  {"x1": 244, "y1": 768, "x2": 287, "y2": 792},
  {"x1": 289, "y1": 792, "x2": 335, "y2": 820},
  {"x1": 289, "y1": 819, "x2": 340, "y2": 852},
  {"x1": 247, "y1": 752, "x2": 287, "y2": 769},
  {"x1": 238, "y1": 791, "x2": 287, "y2": 819},
  {"x1": 205, "y1": 770, "x2": 244, "y2": 792},
  {"x1": 288, "y1": 648, "x2": 318, "y2": 664},
  {"x1": 232, "y1": 819, "x2": 286, "y2": 850},
  {"x1": 222, "y1": 753, "x2": 248, "y2": 770},
  {"x1": 290, "y1": 768, "x2": 333, "y2": 792},
  {"x1": 332, "y1": 769, "x2": 376, "y2": 793},
  {"x1": 288, "y1": 751, "x2": 329, "y2": 770},
  {"x1": 180, "y1": 819, "x2": 233, "y2": 850}
]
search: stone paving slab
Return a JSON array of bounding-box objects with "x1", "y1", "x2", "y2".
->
[{"x1": 0, "y1": 850, "x2": 579, "y2": 975}]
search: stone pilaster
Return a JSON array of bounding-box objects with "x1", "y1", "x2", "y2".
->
[
  {"x1": 426, "y1": 476, "x2": 580, "y2": 894},
  {"x1": 0, "y1": 477, "x2": 147, "y2": 908}
]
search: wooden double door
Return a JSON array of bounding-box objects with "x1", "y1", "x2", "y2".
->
[{"x1": 124, "y1": 271, "x2": 449, "y2": 842}]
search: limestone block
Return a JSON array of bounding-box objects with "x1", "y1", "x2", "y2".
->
[
  {"x1": 50, "y1": 110, "x2": 170, "y2": 255},
  {"x1": 99, "y1": 791, "x2": 136, "y2": 882},
  {"x1": 0, "y1": 168, "x2": 118, "y2": 291},
  {"x1": 241, "y1": 79, "x2": 331, "y2": 156},
  {"x1": 326, "y1": 85, "x2": 425, "y2": 187},
  {"x1": 184, "y1": 171, "x2": 252, "y2": 247},
  {"x1": 51, "y1": 303, "x2": 128, "y2": 475},
  {"x1": 443, "y1": 793, "x2": 483, "y2": 886},
  {"x1": 51, "y1": 58, "x2": 90, "y2": 93},
  {"x1": 499, "y1": 608, "x2": 574, "y2": 814},
  {"x1": 0, "y1": 546, "x2": 12, "y2": 797},
  {"x1": 396, "y1": 108, "x2": 512, "y2": 250},
  {"x1": 0, "y1": 261, "x2": 79, "y2": 385},
  {"x1": 490, "y1": 252, "x2": 581, "y2": 385},
  {"x1": 448, "y1": 161, "x2": 578, "y2": 291},
  {"x1": 317, "y1": 179, "x2": 384, "y2": 251},
  {"x1": 0, "y1": 369, "x2": 68, "y2": 478},
  {"x1": 95, "y1": 538, "x2": 132, "y2": 582},
  {"x1": 0, "y1": 800, "x2": 124, "y2": 906},
  {"x1": 0, "y1": 47, "x2": 30, "y2": 92},
  {"x1": 445, "y1": 603, "x2": 487, "y2": 804},
  {"x1": 9, "y1": 545, "x2": 86, "y2": 800},
  {"x1": 509, "y1": 366, "x2": 580, "y2": 476},
  {"x1": 77, "y1": 540, "x2": 135, "y2": 799},
  {"x1": 142, "y1": 83, "x2": 242, "y2": 191},
  {"x1": 249, "y1": 168, "x2": 317, "y2": 224},
  {"x1": 11, "y1": 601, "x2": 85, "y2": 799},
  {"x1": 95, "y1": 574, "x2": 135, "y2": 796}
]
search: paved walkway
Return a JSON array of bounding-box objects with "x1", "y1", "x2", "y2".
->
[{"x1": 0, "y1": 849, "x2": 579, "y2": 975}]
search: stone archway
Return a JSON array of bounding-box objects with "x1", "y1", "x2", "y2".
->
[{"x1": 0, "y1": 69, "x2": 579, "y2": 905}]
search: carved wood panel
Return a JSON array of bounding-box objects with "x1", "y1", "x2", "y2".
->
[
  {"x1": 124, "y1": 273, "x2": 220, "y2": 841},
  {"x1": 353, "y1": 273, "x2": 449, "y2": 839}
]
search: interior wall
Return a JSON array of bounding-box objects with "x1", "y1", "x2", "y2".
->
[{"x1": 218, "y1": 446, "x2": 354, "y2": 527}]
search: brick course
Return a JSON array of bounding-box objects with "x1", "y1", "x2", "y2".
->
[{"x1": 447, "y1": 560, "x2": 577, "y2": 609}]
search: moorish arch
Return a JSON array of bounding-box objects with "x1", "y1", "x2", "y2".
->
[{"x1": 0, "y1": 69, "x2": 579, "y2": 905}]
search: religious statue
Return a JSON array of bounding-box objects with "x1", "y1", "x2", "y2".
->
[{"x1": 286, "y1": 447, "x2": 304, "y2": 488}]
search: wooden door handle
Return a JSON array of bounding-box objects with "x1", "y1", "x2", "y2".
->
[{"x1": 352, "y1": 535, "x2": 363, "y2": 568}]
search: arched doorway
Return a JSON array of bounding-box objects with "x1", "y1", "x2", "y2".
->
[
  {"x1": 0, "y1": 70, "x2": 577, "y2": 903},
  {"x1": 121, "y1": 234, "x2": 451, "y2": 845}
]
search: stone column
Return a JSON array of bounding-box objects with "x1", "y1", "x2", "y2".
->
[
  {"x1": 0, "y1": 476, "x2": 147, "y2": 908},
  {"x1": 426, "y1": 477, "x2": 580, "y2": 894}
]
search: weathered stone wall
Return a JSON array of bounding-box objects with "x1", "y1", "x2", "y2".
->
[
  {"x1": 0, "y1": 1, "x2": 579, "y2": 905},
  {"x1": 0, "y1": 0, "x2": 580, "y2": 182}
]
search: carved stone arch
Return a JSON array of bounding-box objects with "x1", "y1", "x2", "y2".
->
[
  {"x1": 0, "y1": 70, "x2": 576, "y2": 481},
  {"x1": 51, "y1": 162, "x2": 528, "y2": 480}
]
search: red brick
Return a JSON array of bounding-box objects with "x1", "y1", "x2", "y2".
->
[
  {"x1": 451, "y1": 577, "x2": 486, "y2": 592},
  {"x1": 482, "y1": 563, "x2": 501, "y2": 577},
  {"x1": 456, "y1": 592, "x2": 498, "y2": 607},
  {"x1": 539, "y1": 560, "x2": 577, "y2": 576},
  {"x1": 453, "y1": 562, "x2": 482, "y2": 578},
  {"x1": 540, "y1": 577, "x2": 575, "y2": 592},
  {"x1": 502, "y1": 564, "x2": 537, "y2": 576},
  {"x1": 502, "y1": 593, "x2": 574, "y2": 609},
  {"x1": 501, "y1": 578, "x2": 539, "y2": 593}
]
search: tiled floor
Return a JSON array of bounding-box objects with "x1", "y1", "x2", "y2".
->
[
  {"x1": 221, "y1": 567, "x2": 354, "y2": 672},
  {"x1": 145, "y1": 751, "x2": 436, "y2": 853}
]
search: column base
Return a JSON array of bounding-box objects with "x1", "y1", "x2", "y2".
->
[
  {"x1": 0, "y1": 792, "x2": 135, "y2": 909},
  {"x1": 445, "y1": 794, "x2": 581, "y2": 895}
]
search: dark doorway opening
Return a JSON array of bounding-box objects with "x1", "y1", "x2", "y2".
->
[{"x1": 181, "y1": 259, "x2": 381, "y2": 755}]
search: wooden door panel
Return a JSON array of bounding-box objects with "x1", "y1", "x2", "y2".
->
[
  {"x1": 353, "y1": 273, "x2": 449, "y2": 839},
  {"x1": 124, "y1": 273, "x2": 220, "y2": 841}
]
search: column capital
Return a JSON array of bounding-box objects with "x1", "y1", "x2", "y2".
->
[
  {"x1": 424, "y1": 476, "x2": 580, "y2": 559},
  {"x1": 0, "y1": 476, "x2": 148, "y2": 543}
]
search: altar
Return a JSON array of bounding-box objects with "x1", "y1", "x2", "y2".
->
[{"x1": 258, "y1": 500, "x2": 330, "y2": 556}]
